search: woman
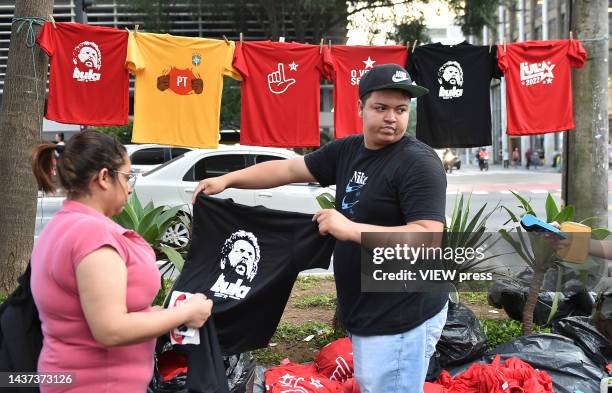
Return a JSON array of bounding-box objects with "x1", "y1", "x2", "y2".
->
[
  {"x1": 30, "y1": 131, "x2": 212, "y2": 392},
  {"x1": 511, "y1": 147, "x2": 520, "y2": 168}
]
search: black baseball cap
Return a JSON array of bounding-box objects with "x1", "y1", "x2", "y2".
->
[{"x1": 358, "y1": 63, "x2": 429, "y2": 99}]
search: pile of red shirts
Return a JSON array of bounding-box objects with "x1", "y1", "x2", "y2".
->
[
  {"x1": 429, "y1": 355, "x2": 553, "y2": 393},
  {"x1": 265, "y1": 338, "x2": 359, "y2": 392}
]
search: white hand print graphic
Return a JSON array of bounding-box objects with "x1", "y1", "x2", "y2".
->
[{"x1": 267, "y1": 63, "x2": 296, "y2": 94}]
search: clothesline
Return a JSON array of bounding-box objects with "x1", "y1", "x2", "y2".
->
[{"x1": 8, "y1": 18, "x2": 591, "y2": 150}]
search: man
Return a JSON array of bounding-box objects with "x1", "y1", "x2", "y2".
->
[{"x1": 193, "y1": 64, "x2": 448, "y2": 392}]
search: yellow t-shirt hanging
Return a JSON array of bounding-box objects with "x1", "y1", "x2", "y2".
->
[{"x1": 126, "y1": 32, "x2": 241, "y2": 148}]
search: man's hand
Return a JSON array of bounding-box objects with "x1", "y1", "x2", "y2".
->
[
  {"x1": 192, "y1": 176, "x2": 228, "y2": 204},
  {"x1": 312, "y1": 209, "x2": 357, "y2": 242}
]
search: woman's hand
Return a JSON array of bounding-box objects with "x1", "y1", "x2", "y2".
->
[{"x1": 181, "y1": 293, "x2": 213, "y2": 329}]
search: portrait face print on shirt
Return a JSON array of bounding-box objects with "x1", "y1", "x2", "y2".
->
[
  {"x1": 72, "y1": 41, "x2": 102, "y2": 82},
  {"x1": 211, "y1": 230, "x2": 261, "y2": 300},
  {"x1": 437, "y1": 61, "x2": 464, "y2": 99},
  {"x1": 222, "y1": 237, "x2": 258, "y2": 280}
]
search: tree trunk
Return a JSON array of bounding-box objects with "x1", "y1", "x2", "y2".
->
[
  {"x1": 0, "y1": 0, "x2": 53, "y2": 293},
  {"x1": 529, "y1": 0, "x2": 537, "y2": 39},
  {"x1": 259, "y1": 0, "x2": 279, "y2": 41},
  {"x1": 522, "y1": 267, "x2": 545, "y2": 335},
  {"x1": 291, "y1": 0, "x2": 306, "y2": 43},
  {"x1": 508, "y1": 0, "x2": 517, "y2": 42},
  {"x1": 564, "y1": 0, "x2": 609, "y2": 227}
]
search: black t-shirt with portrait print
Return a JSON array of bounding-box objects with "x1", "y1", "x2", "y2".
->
[
  {"x1": 171, "y1": 195, "x2": 335, "y2": 354},
  {"x1": 304, "y1": 134, "x2": 448, "y2": 336},
  {"x1": 407, "y1": 42, "x2": 502, "y2": 148},
  {"x1": 168, "y1": 196, "x2": 335, "y2": 392}
]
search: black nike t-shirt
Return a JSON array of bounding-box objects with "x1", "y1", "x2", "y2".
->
[
  {"x1": 171, "y1": 195, "x2": 335, "y2": 354},
  {"x1": 304, "y1": 134, "x2": 448, "y2": 336},
  {"x1": 407, "y1": 42, "x2": 502, "y2": 148}
]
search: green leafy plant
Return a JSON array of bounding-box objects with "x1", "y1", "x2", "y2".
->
[
  {"x1": 480, "y1": 319, "x2": 550, "y2": 349},
  {"x1": 443, "y1": 193, "x2": 505, "y2": 297},
  {"x1": 315, "y1": 193, "x2": 336, "y2": 210},
  {"x1": 112, "y1": 193, "x2": 187, "y2": 276},
  {"x1": 499, "y1": 192, "x2": 610, "y2": 335}
]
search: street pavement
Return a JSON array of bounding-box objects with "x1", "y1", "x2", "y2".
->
[{"x1": 445, "y1": 163, "x2": 612, "y2": 230}]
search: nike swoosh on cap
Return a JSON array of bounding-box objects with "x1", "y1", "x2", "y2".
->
[{"x1": 392, "y1": 75, "x2": 409, "y2": 82}]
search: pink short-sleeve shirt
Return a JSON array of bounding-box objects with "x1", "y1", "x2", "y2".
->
[{"x1": 31, "y1": 200, "x2": 161, "y2": 392}]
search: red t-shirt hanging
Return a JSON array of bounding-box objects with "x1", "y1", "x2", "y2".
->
[
  {"x1": 36, "y1": 22, "x2": 129, "y2": 126},
  {"x1": 323, "y1": 45, "x2": 408, "y2": 138},
  {"x1": 233, "y1": 41, "x2": 324, "y2": 147},
  {"x1": 498, "y1": 39, "x2": 586, "y2": 135}
]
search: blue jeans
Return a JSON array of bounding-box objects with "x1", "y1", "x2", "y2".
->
[{"x1": 349, "y1": 302, "x2": 448, "y2": 393}]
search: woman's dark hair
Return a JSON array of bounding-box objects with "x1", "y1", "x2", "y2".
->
[{"x1": 32, "y1": 131, "x2": 127, "y2": 198}]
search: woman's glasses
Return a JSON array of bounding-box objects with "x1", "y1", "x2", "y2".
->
[{"x1": 114, "y1": 170, "x2": 138, "y2": 189}]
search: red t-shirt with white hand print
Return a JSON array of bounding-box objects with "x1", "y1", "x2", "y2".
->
[
  {"x1": 497, "y1": 39, "x2": 586, "y2": 135},
  {"x1": 323, "y1": 45, "x2": 408, "y2": 138},
  {"x1": 36, "y1": 22, "x2": 129, "y2": 126},
  {"x1": 233, "y1": 41, "x2": 324, "y2": 147}
]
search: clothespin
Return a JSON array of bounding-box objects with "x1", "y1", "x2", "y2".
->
[
  {"x1": 488, "y1": 38, "x2": 493, "y2": 53},
  {"x1": 239, "y1": 32, "x2": 243, "y2": 47},
  {"x1": 279, "y1": 36, "x2": 285, "y2": 43},
  {"x1": 569, "y1": 31, "x2": 573, "y2": 41},
  {"x1": 222, "y1": 35, "x2": 229, "y2": 44},
  {"x1": 503, "y1": 36, "x2": 506, "y2": 52},
  {"x1": 328, "y1": 40, "x2": 331, "y2": 49},
  {"x1": 319, "y1": 38, "x2": 324, "y2": 54},
  {"x1": 412, "y1": 40, "x2": 418, "y2": 53},
  {"x1": 49, "y1": 14, "x2": 56, "y2": 28},
  {"x1": 135, "y1": 24, "x2": 139, "y2": 32}
]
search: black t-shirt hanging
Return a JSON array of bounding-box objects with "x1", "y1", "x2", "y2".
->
[
  {"x1": 172, "y1": 195, "x2": 335, "y2": 355},
  {"x1": 407, "y1": 42, "x2": 502, "y2": 148}
]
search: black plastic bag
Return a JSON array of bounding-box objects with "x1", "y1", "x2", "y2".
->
[
  {"x1": 593, "y1": 290, "x2": 612, "y2": 342},
  {"x1": 488, "y1": 272, "x2": 595, "y2": 325},
  {"x1": 156, "y1": 374, "x2": 189, "y2": 393},
  {"x1": 487, "y1": 333, "x2": 606, "y2": 393},
  {"x1": 552, "y1": 316, "x2": 612, "y2": 368},
  {"x1": 225, "y1": 353, "x2": 256, "y2": 393},
  {"x1": 436, "y1": 302, "x2": 487, "y2": 367},
  {"x1": 426, "y1": 301, "x2": 487, "y2": 381},
  {"x1": 251, "y1": 366, "x2": 267, "y2": 393},
  {"x1": 149, "y1": 347, "x2": 255, "y2": 393}
]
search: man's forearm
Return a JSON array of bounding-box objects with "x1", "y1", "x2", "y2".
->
[
  {"x1": 352, "y1": 222, "x2": 443, "y2": 248},
  {"x1": 224, "y1": 161, "x2": 292, "y2": 189},
  {"x1": 223, "y1": 157, "x2": 314, "y2": 190}
]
